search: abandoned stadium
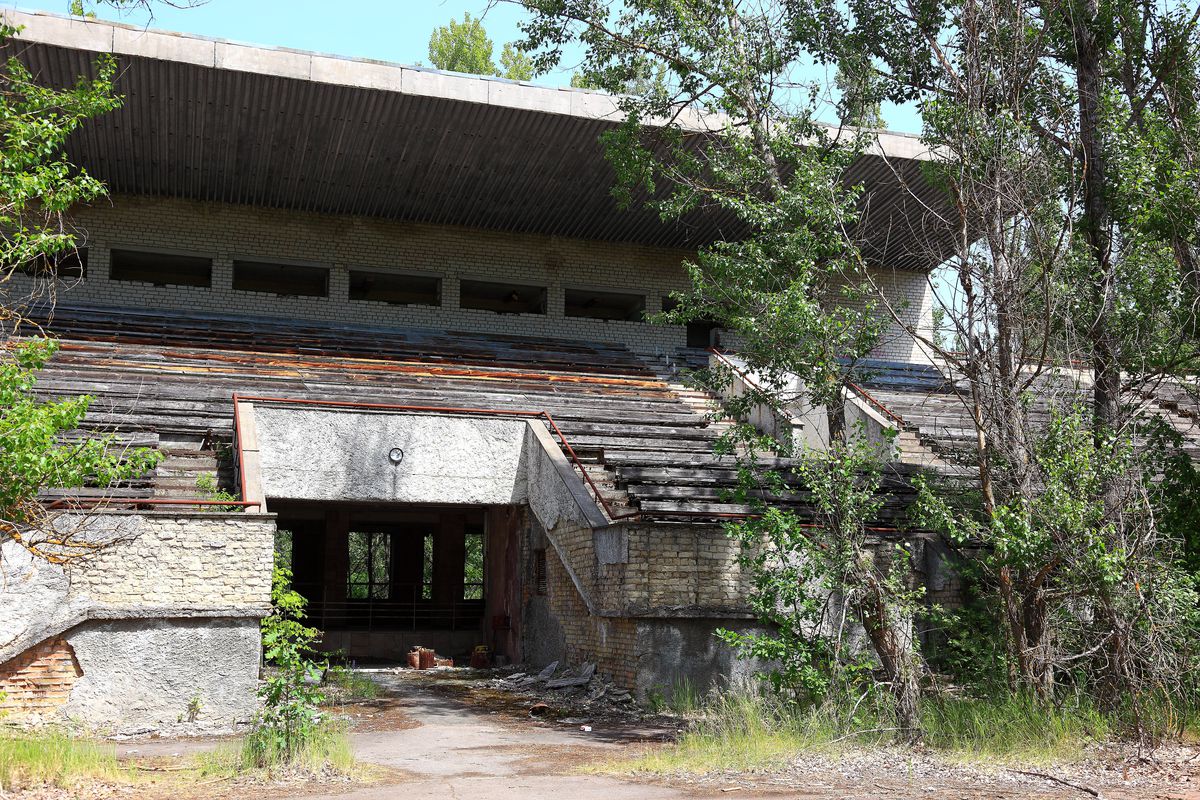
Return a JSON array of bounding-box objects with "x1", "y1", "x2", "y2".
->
[{"x1": 3, "y1": 9, "x2": 1196, "y2": 733}]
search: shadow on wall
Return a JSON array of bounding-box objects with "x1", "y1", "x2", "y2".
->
[{"x1": 635, "y1": 618, "x2": 771, "y2": 701}]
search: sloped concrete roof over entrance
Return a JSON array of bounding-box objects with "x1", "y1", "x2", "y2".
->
[{"x1": 3, "y1": 9, "x2": 954, "y2": 268}]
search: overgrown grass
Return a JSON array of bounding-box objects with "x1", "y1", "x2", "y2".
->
[
  {"x1": 195, "y1": 719, "x2": 356, "y2": 779},
  {"x1": 614, "y1": 689, "x2": 1115, "y2": 776},
  {"x1": 0, "y1": 730, "x2": 128, "y2": 791},
  {"x1": 617, "y1": 691, "x2": 861, "y2": 774},
  {"x1": 922, "y1": 694, "x2": 1108, "y2": 764},
  {"x1": 646, "y1": 678, "x2": 703, "y2": 716},
  {"x1": 324, "y1": 666, "x2": 380, "y2": 702}
]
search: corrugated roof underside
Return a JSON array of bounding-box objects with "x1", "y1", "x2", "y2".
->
[{"x1": 15, "y1": 41, "x2": 953, "y2": 265}]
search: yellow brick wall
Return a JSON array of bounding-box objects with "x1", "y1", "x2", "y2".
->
[{"x1": 544, "y1": 545, "x2": 638, "y2": 689}]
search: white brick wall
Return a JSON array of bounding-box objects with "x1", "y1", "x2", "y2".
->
[{"x1": 16, "y1": 194, "x2": 932, "y2": 361}]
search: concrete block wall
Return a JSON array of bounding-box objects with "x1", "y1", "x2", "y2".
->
[
  {"x1": 547, "y1": 520, "x2": 751, "y2": 618},
  {"x1": 622, "y1": 525, "x2": 748, "y2": 614},
  {"x1": 868, "y1": 268, "x2": 937, "y2": 364},
  {"x1": 11, "y1": 194, "x2": 933, "y2": 360},
  {"x1": 65, "y1": 513, "x2": 276, "y2": 610},
  {"x1": 538, "y1": 522, "x2": 767, "y2": 696},
  {"x1": 0, "y1": 511, "x2": 276, "y2": 731}
]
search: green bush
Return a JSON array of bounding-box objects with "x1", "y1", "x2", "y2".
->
[
  {"x1": 244, "y1": 566, "x2": 331, "y2": 771},
  {"x1": 195, "y1": 720, "x2": 354, "y2": 779}
]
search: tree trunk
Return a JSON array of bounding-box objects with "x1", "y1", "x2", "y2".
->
[
  {"x1": 1071, "y1": 0, "x2": 1121, "y2": 506},
  {"x1": 858, "y1": 578, "x2": 923, "y2": 743}
]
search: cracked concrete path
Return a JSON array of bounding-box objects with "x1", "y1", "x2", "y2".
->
[{"x1": 313, "y1": 674, "x2": 699, "y2": 800}]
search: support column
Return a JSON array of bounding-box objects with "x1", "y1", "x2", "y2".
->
[
  {"x1": 324, "y1": 508, "x2": 350, "y2": 600},
  {"x1": 433, "y1": 512, "x2": 465, "y2": 604}
]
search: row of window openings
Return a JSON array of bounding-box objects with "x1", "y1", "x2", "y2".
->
[
  {"x1": 347, "y1": 529, "x2": 484, "y2": 602},
  {"x1": 22, "y1": 248, "x2": 720, "y2": 346},
  {"x1": 27, "y1": 248, "x2": 652, "y2": 322}
]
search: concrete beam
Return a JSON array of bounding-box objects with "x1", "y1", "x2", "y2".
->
[{"x1": 234, "y1": 401, "x2": 267, "y2": 513}]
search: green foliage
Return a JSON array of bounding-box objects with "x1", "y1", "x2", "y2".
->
[
  {"x1": 274, "y1": 527, "x2": 293, "y2": 572},
  {"x1": 428, "y1": 13, "x2": 534, "y2": 81},
  {"x1": 718, "y1": 431, "x2": 925, "y2": 741},
  {"x1": 199, "y1": 720, "x2": 355, "y2": 779},
  {"x1": 323, "y1": 665, "x2": 380, "y2": 701},
  {"x1": 428, "y1": 13, "x2": 494, "y2": 75},
  {"x1": 246, "y1": 566, "x2": 328, "y2": 769},
  {"x1": 916, "y1": 406, "x2": 1200, "y2": 723},
  {"x1": 464, "y1": 530, "x2": 484, "y2": 599},
  {"x1": 499, "y1": 43, "x2": 534, "y2": 81},
  {"x1": 920, "y1": 693, "x2": 1109, "y2": 764},
  {"x1": 194, "y1": 472, "x2": 239, "y2": 512},
  {"x1": 0, "y1": 339, "x2": 161, "y2": 558},
  {"x1": 347, "y1": 529, "x2": 391, "y2": 599},
  {"x1": 1145, "y1": 419, "x2": 1200, "y2": 573},
  {"x1": 1, "y1": 22, "x2": 119, "y2": 300},
  {"x1": 616, "y1": 687, "x2": 1111, "y2": 775}
]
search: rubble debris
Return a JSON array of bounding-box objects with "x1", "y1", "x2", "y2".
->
[
  {"x1": 478, "y1": 660, "x2": 666, "y2": 730},
  {"x1": 546, "y1": 662, "x2": 596, "y2": 689}
]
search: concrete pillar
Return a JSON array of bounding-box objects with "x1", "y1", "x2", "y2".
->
[
  {"x1": 324, "y1": 509, "x2": 350, "y2": 600},
  {"x1": 433, "y1": 512, "x2": 465, "y2": 604},
  {"x1": 390, "y1": 528, "x2": 425, "y2": 604}
]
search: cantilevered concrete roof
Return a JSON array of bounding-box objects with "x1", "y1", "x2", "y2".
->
[{"x1": 2, "y1": 9, "x2": 953, "y2": 268}]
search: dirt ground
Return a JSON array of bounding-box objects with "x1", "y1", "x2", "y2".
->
[{"x1": 20, "y1": 668, "x2": 1200, "y2": 800}]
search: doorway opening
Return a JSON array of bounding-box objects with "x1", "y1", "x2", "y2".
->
[{"x1": 272, "y1": 502, "x2": 523, "y2": 662}]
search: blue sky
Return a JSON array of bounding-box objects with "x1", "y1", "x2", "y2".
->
[{"x1": 6, "y1": 0, "x2": 922, "y2": 132}]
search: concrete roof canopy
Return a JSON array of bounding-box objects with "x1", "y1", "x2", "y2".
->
[{"x1": 2, "y1": 9, "x2": 952, "y2": 269}]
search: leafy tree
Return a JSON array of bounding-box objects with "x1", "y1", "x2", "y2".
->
[
  {"x1": 428, "y1": 13, "x2": 534, "y2": 81},
  {"x1": 721, "y1": 432, "x2": 925, "y2": 734},
  {"x1": 499, "y1": 42, "x2": 534, "y2": 81},
  {"x1": 517, "y1": 0, "x2": 921, "y2": 741},
  {"x1": 246, "y1": 567, "x2": 327, "y2": 766},
  {"x1": 428, "y1": 13, "x2": 496, "y2": 76},
  {"x1": 0, "y1": 341, "x2": 161, "y2": 563},
  {"x1": 837, "y1": 0, "x2": 1200, "y2": 720},
  {"x1": 1, "y1": 21, "x2": 120, "y2": 323},
  {"x1": 1, "y1": 20, "x2": 160, "y2": 566}
]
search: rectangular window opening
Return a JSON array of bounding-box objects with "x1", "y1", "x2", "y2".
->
[
  {"x1": 460, "y1": 279, "x2": 547, "y2": 315},
  {"x1": 233, "y1": 260, "x2": 328, "y2": 297},
  {"x1": 348, "y1": 530, "x2": 392, "y2": 600},
  {"x1": 464, "y1": 529, "x2": 484, "y2": 601},
  {"x1": 110, "y1": 249, "x2": 210, "y2": 287},
  {"x1": 349, "y1": 270, "x2": 440, "y2": 306},
  {"x1": 565, "y1": 287, "x2": 645, "y2": 322}
]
